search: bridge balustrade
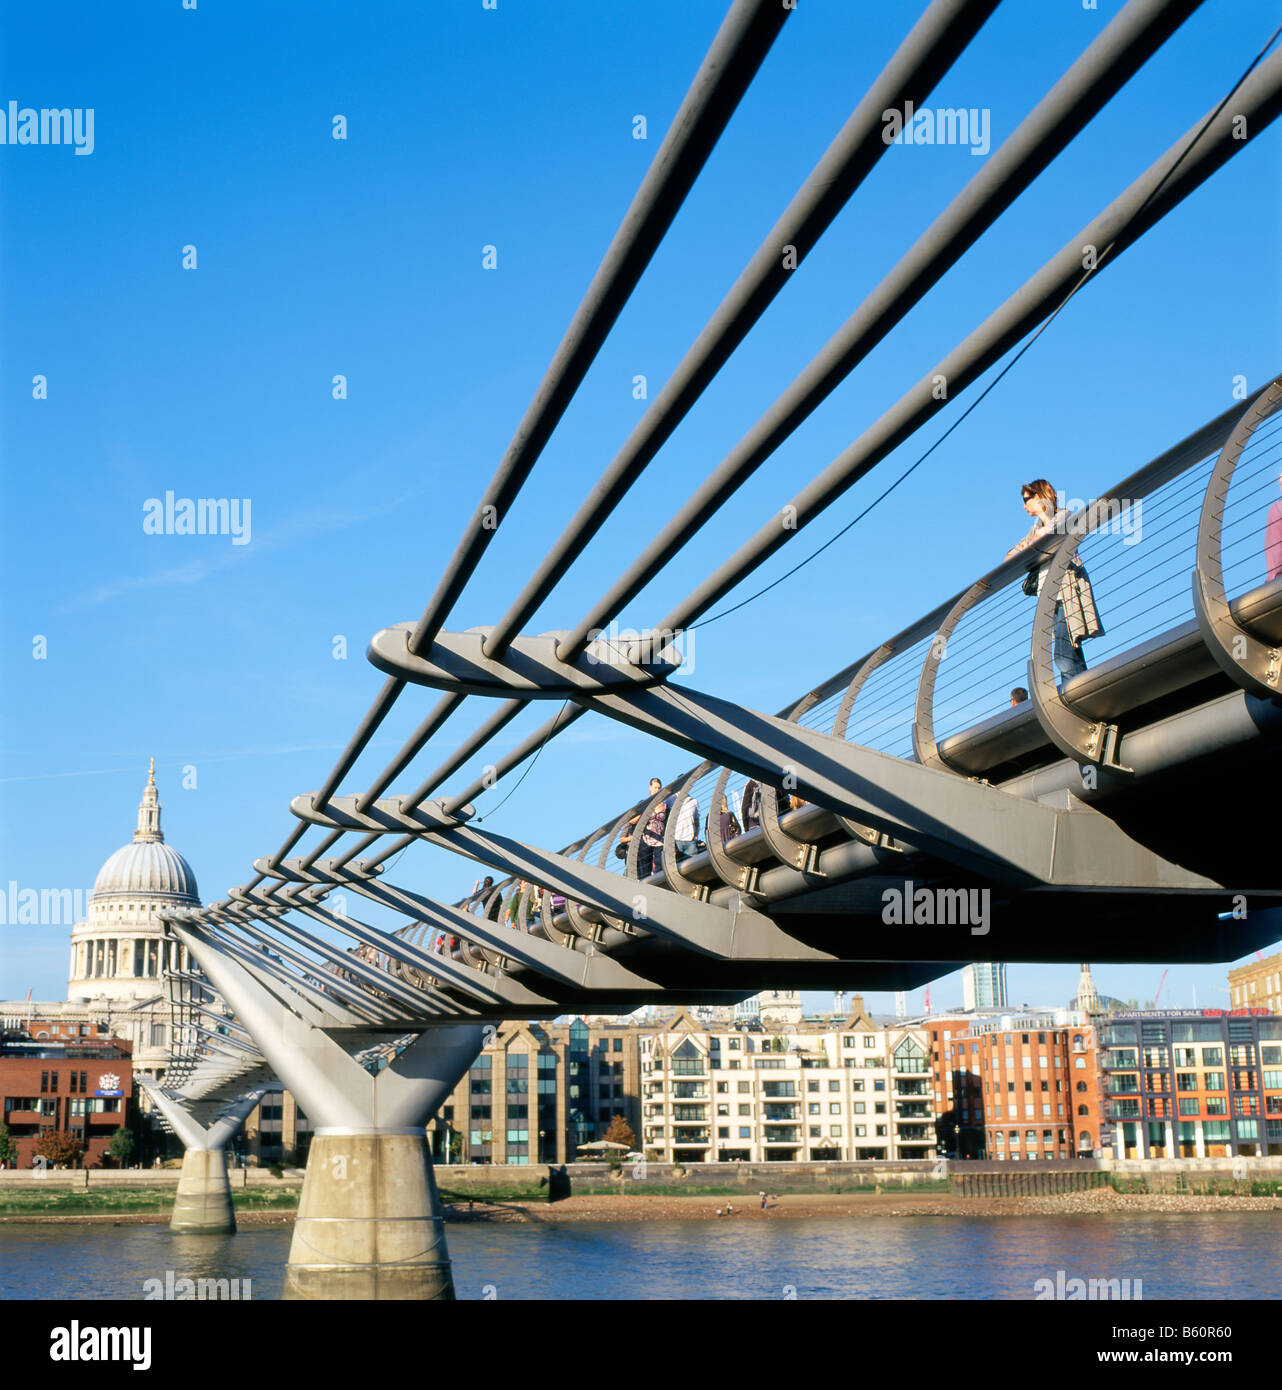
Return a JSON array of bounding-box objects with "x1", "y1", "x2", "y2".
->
[{"x1": 531, "y1": 385, "x2": 1281, "y2": 909}]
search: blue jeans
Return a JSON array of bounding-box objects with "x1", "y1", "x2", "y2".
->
[
  {"x1": 675, "y1": 839, "x2": 699, "y2": 861},
  {"x1": 1054, "y1": 602, "x2": 1087, "y2": 683},
  {"x1": 637, "y1": 841, "x2": 661, "y2": 878}
]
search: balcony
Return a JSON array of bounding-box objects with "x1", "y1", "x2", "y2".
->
[
  {"x1": 762, "y1": 1128, "x2": 801, "y2": 1144},
  {"x1": 671, "y1": 1085, "x2": 708, "y2": 1100},
  {"x1": 762, "y1": 1106, "x2": 799, "y2": 1122},
  {"x1": 672, "y1": 1131, "x2": 710, "y2": 1145},
  {"x1": 761, "y1": 1084, "x2": 797, "y2": 1099},
  {"x1": 672, "y1": 1108, "x2": 708, "y2": 1123},
  {"x1": 895, "y1": 1105, "x2": 931, "y2": 1120}
]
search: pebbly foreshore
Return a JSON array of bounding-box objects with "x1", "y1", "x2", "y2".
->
[{"x1": 441, "y1": 1188, "x2": 1282, "y2": 1223}]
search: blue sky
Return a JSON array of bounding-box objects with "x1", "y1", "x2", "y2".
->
[{"x1": 2, "y1": 0, "x2": 1280, "y2": 1012}]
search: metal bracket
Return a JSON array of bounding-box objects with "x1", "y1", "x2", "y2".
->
[
  {"x1": 367, "y1": 623, "x2": 682, "y2": 698},
  {"x1": 759, "y1": 786, "x2": 827, "y2": 878}
]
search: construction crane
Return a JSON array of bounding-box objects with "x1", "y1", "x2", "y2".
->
[{"x1": 1153, "y1": 968, "x2": 1170, "y2": 1008}]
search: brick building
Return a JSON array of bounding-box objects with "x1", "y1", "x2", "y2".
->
[
  {"x1": 928, "y1": 1009, "x2": 1105, "y2": 1160},
  {"x1": 0, "y1": 1031, "x2": 135, "y2": 1168}
]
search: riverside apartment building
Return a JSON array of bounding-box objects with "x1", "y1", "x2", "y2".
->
[{"x1": 639, "y1": 999, "x2": 934, "y2": 1163}]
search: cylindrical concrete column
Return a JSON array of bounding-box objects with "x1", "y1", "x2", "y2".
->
[
  {"x1": 170, "y1": 1147, "x2": 236, "y2": 1235},
  {"x1": 284, "y1": 1131, "x2": 454, "y2": 1300}
]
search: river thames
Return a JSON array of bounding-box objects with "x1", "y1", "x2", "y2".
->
[{"x1": 2, "y1": 1212, "x2": 1278, "y2": 1300}]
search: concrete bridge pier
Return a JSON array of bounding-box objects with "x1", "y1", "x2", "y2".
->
[
  {"x1": 282, "y1": 1025, "x2": 483, "y2": 1300},
  {"x1": 141, "y1": 1083, "x2": 271, "y2": 1235},
  {"x1": 287, "y1": 1125, "x2": 455, "y2": 1300},
  {"x1": 171, "y1": 919, "x2": 485, "y2": 1297},
  {"x1": 171, "y1": 1146, "x2": 237, "y2": 1235}
]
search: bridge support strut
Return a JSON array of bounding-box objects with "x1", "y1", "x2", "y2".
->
[
  {"x1": 141, "y1": 1082, "x2": 270, "y2": 1235},
  {"x1": 167, "y1": 919, "x2": 483, "y2": 1299}
]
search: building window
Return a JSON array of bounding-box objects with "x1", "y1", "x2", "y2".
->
[
  {"x1": 716, "y1": 1081, "x2": 728, "y2": 1093},
  {"x1": 739, "y1": 1127, "x2": 751, "y2": 1139},
  {"x1": 737, "y1": 1081, "x2": 751, "y2": 1094}
]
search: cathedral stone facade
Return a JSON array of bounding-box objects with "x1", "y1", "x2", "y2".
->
[{"x1": 2, "y1": 762, "x2": 199, "y2": 1077}]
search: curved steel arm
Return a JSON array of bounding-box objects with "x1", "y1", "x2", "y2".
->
[
  {"x1": 1192, "y1": 377, "x2": 1282, "y2": 700},
  {"x1": 1026, "y1": 527, "x2": 1129, "y2": 771},
  {"x1": 914, "y1": 579, "x2": 991, "y2": 772}
]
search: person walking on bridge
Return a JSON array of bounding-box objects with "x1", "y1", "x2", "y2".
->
[
  {"x1": 1006, "y1": 478, "x2": 1103, "y2": 684},
  {"x1": 637, "y1": 778, "x2": 668, "y2": 878}
]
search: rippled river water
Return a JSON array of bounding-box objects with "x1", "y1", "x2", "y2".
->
[{"x1": 1, "y1": 1213, "x2": 1277, "y2": 1300}]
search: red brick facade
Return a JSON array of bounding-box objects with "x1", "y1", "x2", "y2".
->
[
  {"x1": 0, "y1": 1038, "x2": 134, "y2": 1168},
  {"x1": 928, "y1": 1014, "x2": 1105, "y2": 1159}
]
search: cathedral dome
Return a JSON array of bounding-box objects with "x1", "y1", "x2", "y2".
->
[
  {"x1": 89, "y1": 759, "x2": 199, "y2": 904},
  {"x1": 92, "y1": 840, "x2": 198, "y2": 901}
]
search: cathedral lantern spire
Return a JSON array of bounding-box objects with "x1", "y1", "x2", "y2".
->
[
  {"x1": 134, "y1": 757, "x2": 163, "y2": 843},
  {"x1": 1076, "y1": 962, "x2": 1099, "y2": 1014}
]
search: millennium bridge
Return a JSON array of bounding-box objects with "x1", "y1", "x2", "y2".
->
[{"x1": 141, "y1": 0, "x2": 1282, "y2": 1297}]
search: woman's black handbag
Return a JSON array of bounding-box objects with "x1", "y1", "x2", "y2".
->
[{"x1": 1022, "y1": 565, "x2": 1040, "y2": 597}]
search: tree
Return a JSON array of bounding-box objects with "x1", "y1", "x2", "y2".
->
[
  {"x1": 0, "y1": 1123, "x2": 16, "y2": 1168},
  {"x1": 34, "y1": 1132, "x2": 85, "y2": 1169},
  {"x1": 107, "y1": 1128, "x2": 135, "y2": 1167},
  {"x1": 602, "y1": 1114, "x2": 636, "y2": 1152}
]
